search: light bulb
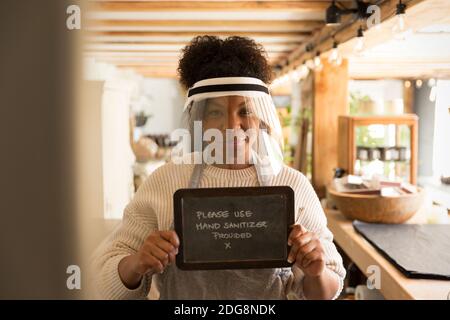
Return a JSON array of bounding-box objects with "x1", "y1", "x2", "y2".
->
[
  {"x1": 314, "y1": 53, "x2": 322, "y2": 71},
  {"x1": 354, "y1": 37, "x2": 365, "y2": 54},
  {"x1": 428, "y1": 78, "x2": 436, "y2": 87},
  {"x1": 314, "y1": 56, "x2": 321, "y2": 67},
  {"x1": 300, "y1": 64, "x2": 309, "y2": 76},
  {"x1": 392, "y1": 2, "x2": 407, "y2": 40},
  {"x1": 298, "y1": 64, "x2": 309, "y2": 79},
  {"x1": 329, "y1": 49, "x2": 343, "y2": 67},
  {"x1": 429, "y1": 85, "x2": 437, "y2": 102},
  {"x1": 415, "y1": 79, "x2": 423, "y2": 88},
  {"x1": 328, "y1": 41, "x2": 342, "y2": 66},
  {"x1": 306, "y1": 59, "x2": 315, "y2": 70},
  {"x1": 328, "y1": 48, "x2": 338, "y2": 62},
  {"x1": 290, "y1": 69, "x2": 301, "y2": 83},
  {"x1": 392, "y1": 14, "x2": 407, "y2": 40},
  {"x1": 354, "y1": 26, "x2": 365, "y2": 55},
  {"x1": 288, "y1": 70, "x2": 295, "y2": 81},
  {"x1": 404, "y1": 80, "x2": 411, "y2": 88}
]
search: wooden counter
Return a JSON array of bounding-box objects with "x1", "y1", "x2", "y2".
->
[{"x1": 325, "y1": 209, "x2": 450, "y2": 300}]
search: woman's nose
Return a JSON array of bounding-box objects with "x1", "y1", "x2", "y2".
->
[{"x1": 227, "y1": 113, "x2": 244, "y2": 130}]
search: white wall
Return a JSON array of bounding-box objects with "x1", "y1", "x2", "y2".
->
[
  {"x1": 433, "y1": 80, "x2": 450, "y2": 177},
  {"x1": 414, "y1": 84, "x2": 435, "y2": 177},
  {"x1": 101, "y1": 79, "x2": 136, "y2": 220},
  {"x1": 348, "y1": 80, "x2": 404, "y2": 114},
  {"x1": 138, "y1": 78, "x2": 185, "y2": 135}
]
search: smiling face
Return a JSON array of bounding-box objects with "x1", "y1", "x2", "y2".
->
[{"x1": 202, "y1": 96, "x2": 260, "y2": 169}]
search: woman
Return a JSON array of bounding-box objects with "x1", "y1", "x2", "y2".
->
[{"x1": 93, "y1": 36, "x2": 345, "y2": 300}]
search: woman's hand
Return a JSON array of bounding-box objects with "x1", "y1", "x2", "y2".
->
[
  {"x1": 287, "y1": 224, "x2": 340, "y2": 299},
  {"x1": 287, "y1": 224, "x2": 325, "y2": 277},
  {"x1": 135, "y1": 230, "x2": 180, "y2": 274},
  {"x1": 118, "y1": 230, "x2": 179, "y2": 289}
]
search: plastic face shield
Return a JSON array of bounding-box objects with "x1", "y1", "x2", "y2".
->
[{"x1": 171, "y1": 77, "x2": 284, "y2": 184}]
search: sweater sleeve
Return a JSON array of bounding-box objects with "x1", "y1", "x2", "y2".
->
[
  {"x1": 91, "y1": 177, "x2": 159, "y2": 300},
  {"x1": 285, "y1": 172, "x2": 346, "y2": 300}
]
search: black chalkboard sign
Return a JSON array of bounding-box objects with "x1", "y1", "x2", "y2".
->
[{"x1": 173, "y1": 186, "x2": 295, "y2": 270}]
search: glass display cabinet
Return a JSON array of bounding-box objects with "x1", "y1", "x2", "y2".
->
[{"x1": 337, "y1": 115, "x2": 418, "y2": 184}]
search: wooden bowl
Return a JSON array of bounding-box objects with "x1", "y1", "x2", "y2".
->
[{"x1": 327, "y1": 187, "x2": 425, "y2": 224}]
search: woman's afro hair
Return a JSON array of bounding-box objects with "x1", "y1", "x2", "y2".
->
[{"x1": 177, "y1": 35, "x2": 273, "y2": 90}]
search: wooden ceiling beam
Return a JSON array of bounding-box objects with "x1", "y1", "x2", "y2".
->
[
  {"x1": 89, "y1": 1, "x2": 329, "y2": 12},
  {"x1": 85, "y1": 31, "x2": 311, "y2": 37},
  {"x1": 85, "y1": 41, "x2": 304, "y2": 47},
  {"x1": 89, "y1": 0, "x2": 350, "y2": 1},
  {"x1": 84, "y1": 32, "x2": 311, "y2": 43},
  {"x1": 85, "y1": 51, "x2": 286, "y2": 57},
  {"x1": 86, "y1": 20, "x2": 324, "y2": 32},
  {"x1": 92, "y1": 55, "x2": 284, "y2": 62},
  {"x1": 84, "y1": 42, "x2": 299, "y2": 52},
  {"x1": 114, "y1": 62, "x2": 179, "y2": 66}
]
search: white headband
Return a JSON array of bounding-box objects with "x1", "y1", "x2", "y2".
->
[{"x1": 183, "y1": 77, "x2": 271, "y2": 110}]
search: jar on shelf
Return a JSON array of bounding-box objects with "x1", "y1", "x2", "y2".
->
[
  {"x1": 397, "y1": 146, "x2": 407, "y2": 161},
  {"x1": 379, "y1": 147, "x2": 388, "y2": 161},
  {"x1": 368, "y1": 147, "x2": 381, "y2": 161},
  {"x1": 356, "y1": 146, "x2": 369, "y2": 161},
  {"x1": 385, "y1": 147, "x2": 399, "y2": 161}
]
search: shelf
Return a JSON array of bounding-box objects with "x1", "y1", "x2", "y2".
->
[{"x1": 338, "y1": 115, "x2": 418, "y2": 184}]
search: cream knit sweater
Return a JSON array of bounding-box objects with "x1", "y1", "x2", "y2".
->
[{"x1": 92, "y1": 161, "x2": 346, "y2": 300}]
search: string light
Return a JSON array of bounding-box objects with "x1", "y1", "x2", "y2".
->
[
  {"x1": 429, "y1": 85, "x2": 437, "y2": 102},
  {"x1": 328, "y1": 40, "x2": 342, "y2": 66},
  {"x1": 306, "y1": 59, "x2": 315, "y2": 70},
  {"x1": 428, "y1": 78, "x2": 436, "y2": 87},
  {"x1": 354, "y1": 26, "x2": 365, "y2": 54},
  {"x1": 428, "y1": 78, "x2": 437, "y2": 102},
  {"x1": 415, "y1": 79, "x2": 423, "y2": 88},
  {"x1": 290, "y1": 69, "x2": 302, "y2": 83},
  {"x1": 314, "y1": 51, "x2": 323, "y2": 71},
  {"x1": 299, "y1": 63, "x2": 309, "y2": 78},
  {"x1": 392, "y1": 0, "x2": 407, "y2": 40}
]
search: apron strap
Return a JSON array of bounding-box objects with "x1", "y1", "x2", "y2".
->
[
  {"x1": 189, "y1": 163, "x2": 205, "y2": 188},
  {"x1": 170, "y1": 164, "x2": 204, "y2": 230},
  {"x1": 171, "y1": 163, "x2": 266, "y2": 230}
]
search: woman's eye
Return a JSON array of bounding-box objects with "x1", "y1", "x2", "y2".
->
[
  {"x1": 240, "y1": 109, "x2": 253, "y2": 116},
  {"x1": 208, "y1": 110, "x2": 223, "y2": 117}
]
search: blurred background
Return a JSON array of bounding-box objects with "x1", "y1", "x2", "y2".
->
[{"x1": 0, "y1": 0, "x2": 449, "y2": 299}]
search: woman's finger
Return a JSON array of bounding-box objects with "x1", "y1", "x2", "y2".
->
[
  {"x1": 296, "y1": 240, "x2": 317, "y2": 268},
  {"x1": 148, "y1": 243, "x2": 170, "y2": 267},
  {"x1": 168, "y1": 251, "x2": 176, "y2": 264},
  {"x1": 295, "y1": 232, "x2": 315, "y2": 248},
  {"x1": 139, "y1": 252, "x2": 164, "y2": 274},
  {"x1": 154, "y1": 238, "x2": 176, "y2": 255},
  {"x1": 288, "y1": 224, "x2": 306, "y2": 246},
  {"x1": 160, "y1": 230, "x2": 180, "y2": 248},
  {"x1": 301, "y1": 246, "x2": 324, "y2": 268},
  {"x1": 288, "y1": 242, "x2": 299, "y2": 263},
  {"x1": 154, "y1": 239, "x2": 177, "y2": 264}
]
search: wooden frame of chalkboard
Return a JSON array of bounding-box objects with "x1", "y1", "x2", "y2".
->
[{"x1": 173, "y1": 186, "x2": 295, "y2": 270}]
